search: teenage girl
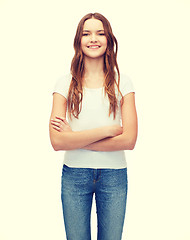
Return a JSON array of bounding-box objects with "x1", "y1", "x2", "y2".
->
[{"x1": 49, "y1": 12, "x2": 138, "y2": 240}]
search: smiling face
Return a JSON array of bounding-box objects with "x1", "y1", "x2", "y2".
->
[{"x1": 81, "y1": 18, "x2": 107, "y2": 59}]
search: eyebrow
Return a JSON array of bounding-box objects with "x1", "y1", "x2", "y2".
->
[{"x1": 83, "y1": 30, "x2": 105, "y2": 32}]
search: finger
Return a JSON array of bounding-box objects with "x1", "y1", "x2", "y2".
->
[
  {"x1": 62, "y1": 118, "x2": 70, "y2": 125},
  {"x1": 52, "y1": 122, "x2": 65, "y2": 128},
  {"x1": 55, "y1": 116, "x2": 66, "y2": 122},
  {"x1": 55, "y1": 116, "x2": 70, "y2": 126},
  {"x1": 52, "y1": 125, "x2": 61, "y2": 131},
  {"x1": 51, "y1": 121, "x2": 61, "y2": 128},
  {"x1": 51, "y1": 119, "x2": 62, "y2": 124},
  {"x1": 63, "y1": 120, "x2": 69, "y2": 125},
  {"x1": 51, "y1": 119, "x2": 67, "y2": 127}
]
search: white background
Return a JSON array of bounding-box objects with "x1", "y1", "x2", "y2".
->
[{"x1": 0, "y1": 0, "x2": 190, "y2": 239}]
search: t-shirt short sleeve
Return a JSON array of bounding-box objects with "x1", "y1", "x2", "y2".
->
[
  {"x1": 52, "y1": 73, "x2": 72, "y2": 99},
  {"x1": 119, "y1": 73, "x2": 135, "y2": 97}
]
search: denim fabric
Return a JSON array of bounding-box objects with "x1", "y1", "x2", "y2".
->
[{"x1": 61, "y1": 164, "x2": 128, "y2": 240}]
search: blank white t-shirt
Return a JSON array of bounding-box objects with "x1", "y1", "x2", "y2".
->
[{"x1": 53, "y1": 72, "x2": 135, "y2": 169}]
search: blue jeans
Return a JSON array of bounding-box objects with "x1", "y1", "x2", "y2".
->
[{"x1": 61, "y1": 164, "x2": 128, "y2": 240}]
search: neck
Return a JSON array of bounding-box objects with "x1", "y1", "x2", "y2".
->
[{"x1": 83, "y1": 56, "x2": 105, "y2": 80}]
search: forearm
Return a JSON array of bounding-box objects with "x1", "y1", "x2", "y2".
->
[
  {"x1": 83, "y1": 132, "x2": 137, "y2": 151},
  {"x1": 51, "y1": 127, "x2": 111, "y2": 151},
  {"x1": 50, "y1": 116, "x2": 123, "y2": 151}
]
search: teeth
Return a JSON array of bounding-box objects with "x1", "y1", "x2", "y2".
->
[{"x1": 88, "y1": 46, "x2": 100, "y2": 49}]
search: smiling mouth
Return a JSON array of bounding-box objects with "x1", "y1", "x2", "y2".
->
[{"x1": 87, "y1": 45, "x2": 101, "y2": 49}]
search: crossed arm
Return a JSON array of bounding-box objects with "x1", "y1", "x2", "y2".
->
[{"x1": 49, "y1": 92, "x2": 138, "y2": 151}]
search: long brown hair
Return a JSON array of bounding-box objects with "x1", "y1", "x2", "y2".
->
[{"x1": 67, "y1": 12, "x2": 122, "y2": 119}]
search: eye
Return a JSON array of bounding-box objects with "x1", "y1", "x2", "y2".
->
[
  {"x1": 82, "y1": 33, "x2": 89, "y2": 36},
  {"x1": 99, "y1": 33, "x2": 105, "y2": 36}
]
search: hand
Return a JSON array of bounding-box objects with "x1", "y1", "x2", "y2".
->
[
  {"x1": 108, "y1": 125, "x2": 123, "y2": 137},
  {"x1": 51, "y1": 116, "x2": 72, "y2": 132}
]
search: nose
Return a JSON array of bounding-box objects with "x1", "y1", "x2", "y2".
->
[{"x1": 90, "y1": 33, "x2": 97, "y2": 42}]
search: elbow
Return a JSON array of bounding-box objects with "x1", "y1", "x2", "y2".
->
[
  {"x1": 123, "y1": 136, "x2": 137, "y2": 150},
  {"x1": 52, "y1": 142, "x2": 68, "y2": 151},
  {"x1": 50, "y1": 139, "x2": 73, "y2": 151},
  {"x1": 126, "y1": 132, "x2": 137, "y2": 150},
  {"x1": 51, "y1": 140, "x2": 61, "y2": 151},
  {"x1": 49, "y1": 129, "x2": 68, "y2": 151},
  {"x1": 52, "y1": 144, "x2": 60, "y2": 151},
  {"x1": 128, "y1": 137, "x2": 137, "y2": 150},
  {"x1": 50, "y1": 137, "x2": 64, "y2": 151},
  {"x1": 128, "y1": 143, "x2": 136, "y2": 150},
  {"x1": 123, "y1": 141, "x2": 135, "y2": 150}
]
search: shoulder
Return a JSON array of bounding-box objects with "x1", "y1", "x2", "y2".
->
[
  {"x1": 54, "y1": 73, "x2": 72, "y2": 88},
  {"x1": 115, "y1": 72, "x2": 135, "y2": 98},
  {"x1": 53, "y1": 73, "x2": 72, "y2": 99},
  {"x1": 119, "y1": 73, "x2": 135, "y2": 97},
  {"x1": 119, "y1": 73, "x2": 135, "y2": 90}
]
